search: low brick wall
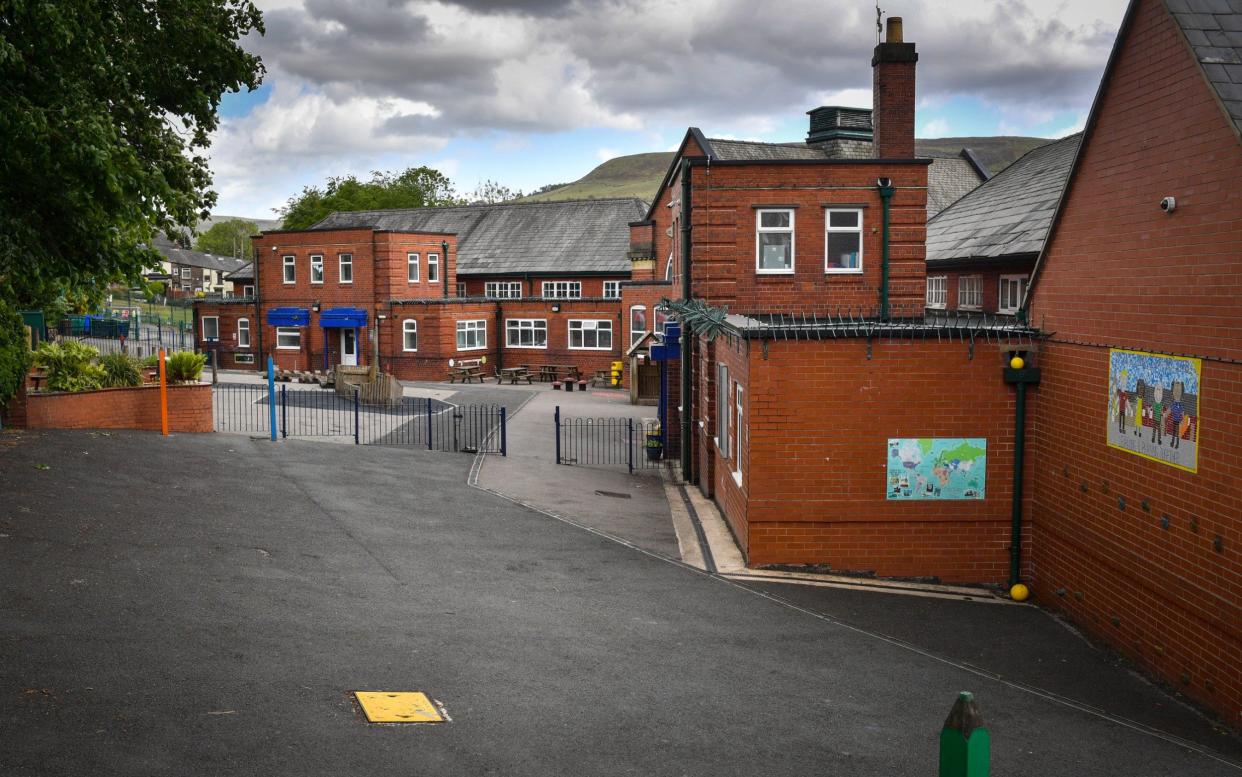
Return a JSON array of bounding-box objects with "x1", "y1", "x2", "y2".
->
[{"x1": 21, "y1": 383, "x2": 212, "y2": 433}]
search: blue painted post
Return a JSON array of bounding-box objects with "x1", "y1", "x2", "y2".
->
[
  {"x1": 555, "y1": 405, "x2": 562, "y2": 465},
  {"x1": 267, "y1": 356, "x2": 277, "y2": 441},
  {"x1": 281, "y1": 385, "x2": 287, "y2": 439},
  {"x1": 627, "y1": 418, "x2": 634, "y2": 474},
  {"x1": 353, "y1": 388, "x2": 360, "y2": 445},
  {"x1": 426, "y1": 398, "x2": 433, "y2": 450},
  {"x1": 500, "y1": 407, "x2": 507, "y2": 456}
]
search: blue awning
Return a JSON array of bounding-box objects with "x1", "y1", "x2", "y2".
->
[
  {"x1": 319, "y1": 307, "x2": 368, "y2": 328},
  {"x1": 267, "y1": 307, "x2": 309, "y2": 326}
]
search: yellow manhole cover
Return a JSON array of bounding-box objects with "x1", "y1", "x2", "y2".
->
[{"x1": 354, "y1": 692, "x2": 443, "y2": 723}]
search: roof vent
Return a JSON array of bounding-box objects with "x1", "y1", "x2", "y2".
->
[{"x1": 806, "y1": 106, "x2": 874, "y2": 145}]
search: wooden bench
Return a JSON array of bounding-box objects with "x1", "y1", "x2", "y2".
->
[
  {"x1": 496, "y1": 367, "x2": 533, "y2": 385},
  {"x1": 449, "y1": 361, "x2": 485, "y2": 383}
]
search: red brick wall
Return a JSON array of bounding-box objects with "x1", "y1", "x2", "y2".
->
[
  {"x1": 22, "y1": 384, "x2": 212, "y2": 433},
  {"x1": 195, "y1": 302, "x2": 260, "y2": 370},
  {"x1": 647, "y1": 162, "x2": 928, "y2": 315},
  {"x1": 1026, "y1": 0, "x2": 1242, "y2": 722},
  {"x1": 709, "y1": 334, "x2": 750, "y2": 547},
  {"x1": 375, "y1": 232, "x2": 458, "y2": 301},
  {"x1": 872, "y1": 42, "x2": 917, "y2": 159},
  {"x1": 723, "y1": 338, "x2": 1029, "y2": 583}
]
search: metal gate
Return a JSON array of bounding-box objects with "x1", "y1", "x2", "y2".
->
[
  {"x1": 212, "y1": 383, "x2": 506, "y2": 454},
  {"x1": 554, "y1": 405, "x2": 662, "y2": 472}
]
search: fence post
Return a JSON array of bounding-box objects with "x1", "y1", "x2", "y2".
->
[
  {"x1": 939, "y1": 692, "x2": 989, "y2": 777},
  {"x1": 627, "y1": 417, "x2": 634, "y2": 474},
  {"x1": 555, "y1": 405, "x2": 561, "y2": 465},
  {"x1": 267, "y1": 356, "x2": 277, "y2": 442},
  {"x1": 500, "y1": 406, "x2": 507, "y2": 457},
  {"x1": 158, "y1": 348, "x2": 168, "y2": 437},
  {"x1": 281, "y1": 385, "x2": 287, "y2": 439},
  {"x1": 353, "y1": 388, "x2": 360, "y2": 445},
  {"x1": 426, "y1": 398, "x2": 433, "y2": 450}
]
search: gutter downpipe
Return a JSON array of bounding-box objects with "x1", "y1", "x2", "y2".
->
[
  {"x1": 680, "y1": 158, "x2": 693, "y2": 483},
  {"x1": 1010, "y1": 378, "x2": 1027, "y2": 586},
  {"x1": 876, "y1": 179, "x2": 895, "y2": 317}
]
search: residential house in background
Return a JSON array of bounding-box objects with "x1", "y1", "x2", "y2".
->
[
  {"x1": 150, "y1": 236, "x2": 250, "y2": 298},
  {"x1": 924, "y1": 133, "x2": 1080, "y2": 315}
]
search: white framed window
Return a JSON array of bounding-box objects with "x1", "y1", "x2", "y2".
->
[
  {"x1": 237, "y1": 318, "x2": 250, "y2": 348},
  {"x1": 630, "y1": 305, "x2": 648, "y2": 347},
  {"x1": 180, "y1": 267, "x2": 191, "y2": 279},
  {"x1": 407, "y1": 253, "x2": 419, "y2": 282},
  {"x1": 958, "y1": 275, "x2": 983, "y2": 310},
  {"x1": 486, "y1": 281, "x2": 522, "y2": 299},
  {"x1": 338, "y1": 253, "x2": 353, "y2": 284},
  {"x1": 456, "y1": 282, "x2": 467, "y2": 297},
  {"x1": 733, "y1": 383, "x2": 744, "y2": 485},
  {"x1": 665, "y1": 253, "x2": 675, "y2": 281},
  {"x1": 310, "y1": 254, "x2": 324, "y2": 284},
  {"x1": 402, "y1": 319, "x2": 418, "y2": 351},
  {"x1": 926, "y1": 276, "x2": 947, "y2": 309},
  {"x1": 716, "y1": 363, "x2": 729, "y2": 455},
  {"x1": 999, "y1": 275, "x2": 1028, "y2": 314},
  {"x1": 542, "y1": 281, "x2": 582, "y2": 299},
  {"x1": 506, "y1": 319, "x2": 547, "y2": 348},
  {"x1": 276, "y1": 327, "x2": 301, "y2": 349},
  {"x1": 282, "y1": 255, "x2": 296, "y2": 284},
  {"x1": 181, "y1": 283, "x2": 190, "y2": 292},
  {"x1": 756, "y1": 209, "x2": 794, "y2": 273},
  {"x1": 825, "y1": 208, "x2": 863, "y2": 273},
  {"x1": 242, "y1": 284, "x2": 254, "y2": 297},
  {"x1": 202, "y1": 316, "x2": 219, "y2": 341},
  {"x1": 603, "y1": 281, "x2": 622, "y2": 299},
  {"x1": 456, "y1": 319, "x2": 485, "y2": 350},
  {"x1": 568, "y1": 319, "x2": 613, "y2": 350},
  {"x1": 427, "y1": 253, "x2": 440, "y2": 282}
]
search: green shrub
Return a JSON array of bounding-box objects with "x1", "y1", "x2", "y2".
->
[
  {"x1": 0, "y1": 301, "x2": 34, "y2": 407},
  {"x1": 34, "y1": 341, "x2": 105, "y2": 392},
  {"x1": 140, "y1": 353, "x2": 162, "y2": 368},
  {"x1": 166, "y1": 351, "x2": 206, "y2": 382},
  {"x1": 100, "y1": 352, "x2": 143, "y2": 387}
]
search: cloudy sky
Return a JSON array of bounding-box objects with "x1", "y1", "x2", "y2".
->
[{"x1": 210, "y1": 0, "x2": 1129, "y2": 219}]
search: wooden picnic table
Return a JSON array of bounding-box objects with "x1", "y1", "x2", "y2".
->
[
  {"x1": 496, "y1": 366, "x2": 533, "y2": 385},
  {"x1": 538, "y1": 364, "x2": 581, "y2": 382},
  {"x1": 448, "y1": 365, "x2": 484, "y2": 383}
]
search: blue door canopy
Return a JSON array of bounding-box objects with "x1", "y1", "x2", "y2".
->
[
  {"x1": 319, "y1": 307, "x2": 368, "y2": 328},
  {"x1": 267, "y1": 307, "x2": 310, "y2": 326}
]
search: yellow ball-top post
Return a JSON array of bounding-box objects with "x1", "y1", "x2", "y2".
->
[
  {"x1": 1009, "y1": 356, "x2": 1025, "y2": 370},
  {"x1": 1009, "y1": 583, "x2": 1029, "y2": 602}
]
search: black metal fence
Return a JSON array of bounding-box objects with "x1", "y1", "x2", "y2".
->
[
  {"x1": 554, "y1": 405, "x2": 662, "y2": 472},
  {"x1": 211, "y1": 383, "x2": 506, "y2": 454},
  {"x1": 54, "y1": 320, "x2": 196, "y2": 358}
]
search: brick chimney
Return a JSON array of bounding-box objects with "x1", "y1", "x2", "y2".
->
[{"x1": 872, "y1": 16, "x2": 917, "y2": 158}]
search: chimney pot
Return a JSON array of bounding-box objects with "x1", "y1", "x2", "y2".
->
[{"x1": 886, "y1": 16, "x2": 903, "y2": 43}]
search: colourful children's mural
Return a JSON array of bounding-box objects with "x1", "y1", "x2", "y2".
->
[
  {"x1": 887, "y1": 438, "x2": 987, "y2": 500},
  {"x1": 1107, "y1": 349, "x2": 1201, "y2": 473}
]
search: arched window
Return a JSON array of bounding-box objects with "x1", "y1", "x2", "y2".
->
[
  {"x1": 402, "y1": 319, "x2": 418, "y2": 351},
  {"x1": 665, "y1": 253, "x2": 675, "y2": 281},
  {"x1": 630, "y1": 305, "x2": 648, "y2": 348}
]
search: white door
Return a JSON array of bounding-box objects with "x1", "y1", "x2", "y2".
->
[{"x1": 340, "y1": 328, "x2": 358, "y2": 366}]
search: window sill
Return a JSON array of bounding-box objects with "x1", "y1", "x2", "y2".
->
[
  {"x1": 731, "y1": 470, "x2": 743, "y2": 488},
  {"x1": 997, "y1": 308, "x2": 1019, "y2": 315},
  {"x1": 506, "y1": 344, "x2": 548, "y2": 350},
  {"x1": 275, "y1": 345, "x2": 301, "y2": 350},
  {"x1": 340, "y1": 281, "x2": 353, "y2": 285},
  {"x1": 825, "y1": 268, "x2": 864, "y2": 275},
  {"x1": 958, "y1": 305, "x2": 982, "y2": 312},
  {"x1": 568, "y1": 347, "x2": 615, "y2": 352},
  {"x1": 402, "y1": 349, "x2": 418, "y2": 353},
  {"x1": 756, "y1": 269, "x2": 795, "y2": 276},
  {"x1": 457, "y1": 346, "x2": 487, "y2": 352}
]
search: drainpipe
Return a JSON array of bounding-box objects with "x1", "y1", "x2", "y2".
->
[
  {"x1": 876, "y1": 178, "x2": 895, "y2": 317},
  {"x1": 494, "y1": 302, "x2": 503, "y2": 371},
  {"x1": 254, "y1": 243, "x2": 264, "y2": 362},
  {"x1": 441, "y1": 240, "x2": 449, "y2": 299},
  {"x1": 1004, "y1": 356, "x2": 1040, "y2": 587},
  {"x1": 680, "y1": 159, "x2": 693, "y2": 483}
]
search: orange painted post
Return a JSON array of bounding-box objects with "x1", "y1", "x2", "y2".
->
[{"x1": 158, "y1": 348, "x2": 168, "y2": 436}]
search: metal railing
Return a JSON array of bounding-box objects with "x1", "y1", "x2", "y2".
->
[
  {"x1": 211, "y1": 382, "x2": 506, "y2": 454},
  {"x1": 554, "y1": 405, "x2": 662, "y2": 473},
  {"x1": 54, "y1": 319, "x2": 195, "y2": 358}
]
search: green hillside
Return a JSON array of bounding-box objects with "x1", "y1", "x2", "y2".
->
[{"x1": 522, "y1": 137, "x2": 1054, "y2": 204}]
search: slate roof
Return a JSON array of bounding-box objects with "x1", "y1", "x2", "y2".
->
[
  {"x1": 1167, "y1": 0, "x2": 1242, "y2": 137},
  {"x1": 311, "y1": 198, "x2": 648, "y2": 275},
  {"x1": 151, "y1": 236, "x2": 250, "y2": 274},
  {"x1": 701, "y1": 137, "x2": 987, "y2": 216},
  {"x1": 926, "y1": 133, "x2": 1082, "y2": 264},
  {"x1": 226, "y1": 263, "x2": 254, "y2": 282}
]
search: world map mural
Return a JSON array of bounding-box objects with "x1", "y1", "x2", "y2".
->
[{"x1": 887, "y1": 438, "x2": 987, "y2": 500}]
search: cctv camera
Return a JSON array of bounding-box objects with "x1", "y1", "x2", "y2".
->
[
  {"x1": 1160, "y1": 196, "x2": 1176, "y2": 213},
  {"x1": 877, "y1": 177, "x2": 892, "y2": 188}
]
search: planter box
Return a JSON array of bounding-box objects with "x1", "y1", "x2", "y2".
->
[{"x1": 17, "y1": 383, "x2": 212, "y2": 433}]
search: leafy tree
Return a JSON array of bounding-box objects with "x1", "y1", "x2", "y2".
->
[
  {"x1": 0, "y1": 1, "x2": 265, "y2": 302},
  {"x1": 468, "y1": 179, "x2": 522, "y2": 205},
  {"x1": 0, "y1": 300, "x2": 33, "y2": 406},
  {"x1": 194, "y1": 219, "x2": 259, "y2": 260},
  {"x1": 280, "y1": 167, "x2": 462, "y2": 229}
]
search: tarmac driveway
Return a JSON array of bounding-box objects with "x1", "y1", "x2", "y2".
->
[{"x1": 0, "y1": 430, "x2": 1238, "y2": 776}]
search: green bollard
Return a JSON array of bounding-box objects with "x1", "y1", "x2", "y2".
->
[{"x1": 939, "y1": 691, "x2": 990, "y2": 777}]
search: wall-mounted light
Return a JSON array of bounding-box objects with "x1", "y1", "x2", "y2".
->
[
  {"x1": 376, "y1": 314, "x2": 388, "y2": 321},
  {"x1": 551, "y1": 304, "x2": 561, "y2": 313},
  {"x1": 311, "y1": 300, "x2": 321, "y2": 313}
]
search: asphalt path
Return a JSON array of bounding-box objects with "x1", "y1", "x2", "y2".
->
[{"x1": 1, "y1": 429, "x2": 1238, "y2": 776}]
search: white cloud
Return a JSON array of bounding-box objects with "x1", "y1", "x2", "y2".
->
[
  {"x1": 597, "y1": 147, "x2": 619, "y2": 162},
  {"x1": 921, "y1": 118, "x2": 951, "y2": 137}
]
